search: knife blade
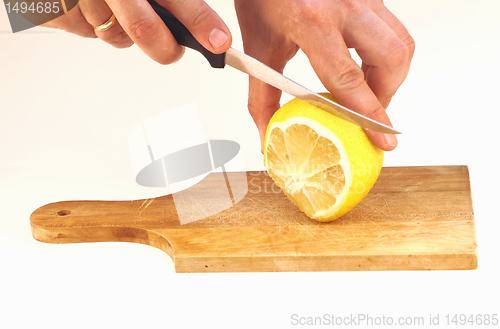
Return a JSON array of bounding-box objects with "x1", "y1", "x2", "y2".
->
[
  {"x1": 149, "y1": 0, "x2": 400, "y2": 134},
  {"x1": 225, "y1": 48, "x2": 400, "y2": 134}
]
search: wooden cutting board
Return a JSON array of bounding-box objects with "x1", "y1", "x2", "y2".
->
[{"x1": 31, "y1": 166, "x2": 477, "y2": 272}]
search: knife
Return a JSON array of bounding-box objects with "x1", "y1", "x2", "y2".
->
[{"x1": 148, "y1": 0, "x2": 400, "y2": 134}]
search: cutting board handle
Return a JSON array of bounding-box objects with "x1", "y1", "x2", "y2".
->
[{"x1": 30, "y1": 198, "x2": 177, "y2": 256}]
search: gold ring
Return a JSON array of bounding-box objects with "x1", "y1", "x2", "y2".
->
[{"x1": 95, "y1": 14, "x2": 116, "y2": 32}]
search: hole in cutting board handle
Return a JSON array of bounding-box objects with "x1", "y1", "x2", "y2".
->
[{"x1": 57, "y1": 210, "x2": 71, "y2": 216}]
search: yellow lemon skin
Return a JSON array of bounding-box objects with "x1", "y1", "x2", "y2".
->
[{"x1": 264, "y1": 97, "x2": 384, "y2": 222}]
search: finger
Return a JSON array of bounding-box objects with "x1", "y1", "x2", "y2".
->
[
  {"x1": 43, "y1": 4, "x2": 96, "y2": 38},
  {"x1": 246, "y1": 50, "x2": 289, "y2": 145},
  {"x1": 365, "y1": 1, "x2": 416, "y2": 61},
  {"x1": 79, "y1": 0, "x2": 133, "y2": 48},
  {"x1": 343, "y1": 5, "x2": 410, "y2": 108},
  {"x1": 157, "y1": 0, "x2": 232, "y2": 54},
  {"x1": 105, "y1": 0, "x2": 184, "y2": 64},
  {"x1": 235, "y1": 0, "x2": 292, "y2": 148},
  {"x1": 300, "y1": 30, "x2": 397, "y2": 150},
  {"x1": 360, "y1": 1, "x2": 415, "y2": 107},
  {"x1": 248, "y1": 77, "x2": 283, "y2": 144}
]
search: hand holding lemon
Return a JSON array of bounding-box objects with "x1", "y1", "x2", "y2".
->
[{"x1": 235, "y1": 0, "x2": 414, "y2": 151}]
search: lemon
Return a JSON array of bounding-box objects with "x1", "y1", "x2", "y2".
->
[{"x1": 264, "y1": 96, "x2": 384, "y2": 222}]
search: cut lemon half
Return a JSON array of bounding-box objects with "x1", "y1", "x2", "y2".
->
[{"x1": 264, "y1": 96, "x2": 384, "y2": 222}]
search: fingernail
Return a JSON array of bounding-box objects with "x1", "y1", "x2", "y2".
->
[
  {"x1": 209, "y1": 28, "x2": 228, "y2": 49},
  {"x1": 384, "y1": 134, "x2": 398, "y2": 148}
]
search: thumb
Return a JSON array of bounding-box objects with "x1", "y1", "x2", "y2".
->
[{"x1": 156, "y1": 0, "x2": 232, "y2": 53}]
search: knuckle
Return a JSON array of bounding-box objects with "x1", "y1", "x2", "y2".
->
[
  {"x1": 111, "y1": 38, "x2": 133, "y2": 49},
  {"x1": 339, "y1": 0, "x2": 359, "y2": 11},
  {"x1": 296, "y1": 0, "x2": 325, "y2": 24},
  {"x1": 366, "y1": 105, "x2": 386, "y2": 117},
  {"x1": 75, "y1": 27, "x2": 97, "y2": 38},
  {"x1": 385, "y1": 40, "x2": 409, "y2": 67},
  {"x1": 190, "y1": 7, "x2": 213, "y2": 29},
  {"x1": 156, "y1": 56, "x2": 174, "y2": 65},
  {"x1": 247, "y1": 104, "x2": 267, "y2": 129},
  {"x1": 403, "y1": 34, "x2": 416, "y2": 57},
  {"x1": 247, "y1": 100, "x2": 271, "y2": 125},
  {"x1": 156, "y1": 46, "x2": 184, "y2": 65},
  {"x1": 112, "y1": 30, "x2": 130, "y2": 42},
  {"x1": 247, "y1": 100, "x2": 260, "y2": 118},
  {"x1": 112, "y1": 42, "x2": 133, "y2": 49},
  {"x1": 385, "y1": 34, "x2": 415, "y2": 67},
  {"x1": 78, "y1": 29, "x2": 96, "y2": 38},
  {"x1": 105, "y1": 30, "x2": 133, "y2": 48},
  {"x1": 127, "y1": 18, "x2": 157, "y2": 41},
  {"x1": 366, "y1": 0, "x2": 384, "y2": 7},
  {"x1": 333, "y1": 61, "x2": 365, "y2": 91}
]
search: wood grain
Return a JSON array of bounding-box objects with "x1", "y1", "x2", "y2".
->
[{"x1": 30, "y1": 166, "x2": 477, "y2": 272}]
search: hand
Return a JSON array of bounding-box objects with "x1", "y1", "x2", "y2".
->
[
  {"x1": 234, "y1": 0, "x2": 414, "y2": 151},
  {"x1": 43, "y1": 0, "x2": 232, "y2": 64}
]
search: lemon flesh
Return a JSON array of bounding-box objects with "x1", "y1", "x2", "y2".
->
[{"x1": 264, "y1": 97, "x2": 384, "y2": 222}]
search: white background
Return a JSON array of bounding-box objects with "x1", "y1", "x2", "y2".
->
[{"x1": 1, "y1": 1, "x2": 499, "y2": 328}]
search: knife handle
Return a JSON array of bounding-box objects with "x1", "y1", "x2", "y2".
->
[{"x1": 148, "y1": 0, "x2": 226, "y2": 68}]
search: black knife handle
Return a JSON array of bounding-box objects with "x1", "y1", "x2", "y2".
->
[{"x1": 148, "y1": 0, "x2": 226, "y2": 68}]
